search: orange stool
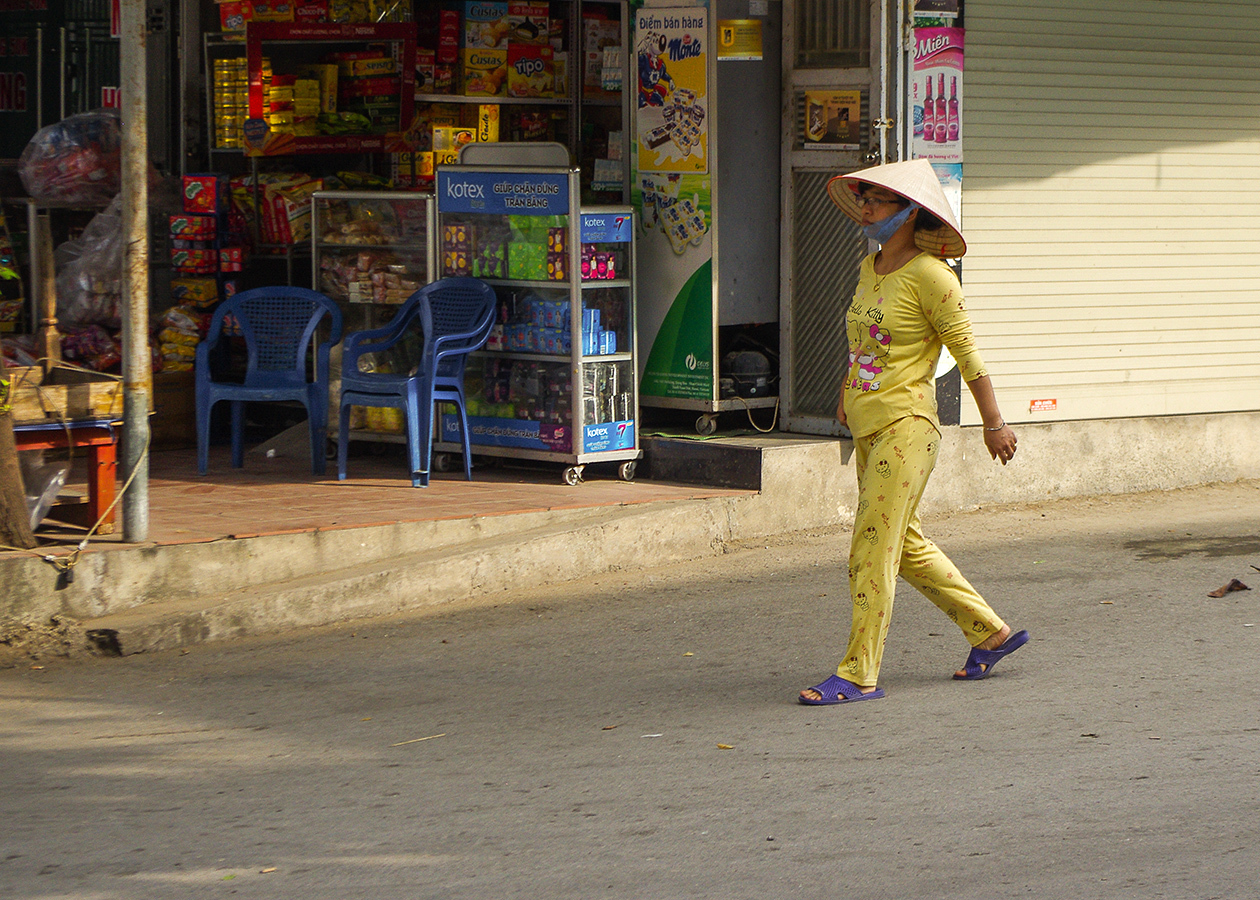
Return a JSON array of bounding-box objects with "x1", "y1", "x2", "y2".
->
[{"x1": 13, "y1": 419, "x2": 119, "y2": 534}]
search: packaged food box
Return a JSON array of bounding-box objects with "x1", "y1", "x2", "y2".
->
[
  {"x1": 507, "y1": 44, "x2": 553, "y2": 98},
  {"x1": 477, "y1": 103, "x2": 500, "y2": 142},
  {"x1": 338, "y1": 75, "x2": 401, "y2": 99},
  {"x1": 170, "y1": 277, "x2": 222, "y2": 307},
  {"x1": 438, "y1": 7, "x2": 461, "y2": 64},
  {"x1": 169, "y1": 214, "x2": 218, "y2": 238},
  {"x1": 433, "y1": 126, "x2": 477, "y2": 165},
  {"x1": 294, "y1": 0, "x2": 328, "y2": 23},
  {"x1": 249, "y1": 0, "x2": 294, "y2": 22},
  {"x1": 182, "y1": 174, "x2": 229, "y2": 214},
  {"x1": 507, "y1": 2, "x2": 549, "y2": 44},
  {"x1": 464, "y1": 1, "x2": 510, "y2": 49},
  {"x1": 336, "y1": 56, "x2": 396, "y2": 78},
  {"x1": 582, "y1": 13, "x2": 621, "y2": 88},
  {"x1": 170, "y1": 248, "x2": 219, "y2": 274},
  {"x1": 461, "y1": 48, "x2": 508, "y2": 96},
  {"x1": 219, "y1": 246, "x2": 245, "y2": 272},
  {"x1": 218, "y1": 0, "x2": 252, "y2": 32},
  {"x1": 416, "y1": 49, "x2": 437, "y2": 94}
]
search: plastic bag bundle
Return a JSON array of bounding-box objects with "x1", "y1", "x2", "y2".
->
[
  {"x1": 54, "y1": 198, "x2": 123, "y2": 329},
  {"x1": 18, "y1": 110, "x2": 122, "y2": 206}
]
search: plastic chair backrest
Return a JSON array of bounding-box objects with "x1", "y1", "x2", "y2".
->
[
  {"x1": 208, "y1": 286, "x2": 342, "y2": 388},
  {"x1": 421, "y1": 278, "x2": 497, "y2": 379}
]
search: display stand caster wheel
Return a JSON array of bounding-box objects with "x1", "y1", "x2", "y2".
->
[
  {"x1": 563, "y1": 465, "x2": 585, "y2": 486},
  {"x1": 432, "y1": 452, "x2": 454, "y2": 473},
  {"x1": 696, "y1": 414, "x2": 718, "y2": 436},
  {"x1": 618, "y1": 461, "x2": 637, "y2": 482}
]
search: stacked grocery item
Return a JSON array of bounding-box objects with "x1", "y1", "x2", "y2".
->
[
  {"x1": 465, "y1": 357, "x2": 572, "y2": 426},
  {"x1": 212, "y1": 57, "x2": 249, "y2": 149},
  {"x1": 155, "y1": 302, "x2": 213, "y2": 373},
  {"x1": 216, "y1": 0, "x2": 412, "y2": 33}
]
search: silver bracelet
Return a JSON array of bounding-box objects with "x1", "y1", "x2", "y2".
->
[{"x1": 985, "y1": 420, "x2": 1006, "y2": 432}]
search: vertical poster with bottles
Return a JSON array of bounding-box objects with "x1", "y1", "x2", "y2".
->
[
  {"x1": 910, "y1": 26, "x2": 963, "y2": 163},
  {"x1": 434, "y1": 164, "x2": 640, "y2": 482}
]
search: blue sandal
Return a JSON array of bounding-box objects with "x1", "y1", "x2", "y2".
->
[
  {"x1": 799, "y1": 674, "x2": 885, "y2": 705},
  {"x1": 954, "y1": 629, "x2": 1030, "y2": 680}
]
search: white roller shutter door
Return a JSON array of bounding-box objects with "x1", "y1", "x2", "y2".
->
[{"x1": 961, "y1": 0, "x2": 1260, "y2": 424}]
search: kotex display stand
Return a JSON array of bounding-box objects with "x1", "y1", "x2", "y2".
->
[{"x1": 433, "y1": 160, "x2": 640, "y2": 484}]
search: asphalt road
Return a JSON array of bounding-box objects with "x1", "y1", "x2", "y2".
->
[{"x1": 3, "y1": 480, "x2": 1259, "y2": 900}]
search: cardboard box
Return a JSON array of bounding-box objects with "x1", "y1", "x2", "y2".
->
[
  {"x1": 507, "y1": 2, "x2": 549, "y2": 44},
  {"x1": 437, "y1": 8, "x2": 461, "y2": 63},
  {"x1": 433, "y1": 126, "x2": 477, "y2": 165},
  {"x1": 477, "y1": 103, "x2": 500, "y2": 142},
  {"x1": 461, "y1": 48, "x2": 508, "y2": 96},
  {"x1": 507, "y1": 44, "x2": 553, "y2": 97},
  {"x1": 464, "y1": 1, "x2": 510, "y2": 48},
  {"x1": 415, "y1": 49, "x2": 437, "y2": 93},
  {"x1": 338, "y1": 75, "x2": 402, "y2": 99},
  {"x1": 336, "y1": 56, "x2": 396, "y2": 78},
  {"x1": 583, "y1": 13, "x2": 620, "y2": 88},
  {"x1": 151, "y1": 370, "x2": 196, "y2": 449},
  {"x1": 249, "y1": 0, "x2": 294, "y2": 22},
  {"x1": 293, "y1": 0, "x2": 328, "y2": 23},
  {"x1": 218, "y1": 0, "x2": 252, "y2": 32},
  {"x1": 182, "y1": 174, "x2": 229, "y2": 214},
  {"x1": 7, "y1": 365, "x2": 123, "y2": 425}
]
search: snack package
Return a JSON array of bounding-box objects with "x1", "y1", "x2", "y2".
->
[{"x1": 507, "y1": 44, "x2": 554, "y2": 98}]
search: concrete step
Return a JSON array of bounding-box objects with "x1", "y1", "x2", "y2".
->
[{"x1": 56, "y1": 435, "x2": 854, "y2": 654}]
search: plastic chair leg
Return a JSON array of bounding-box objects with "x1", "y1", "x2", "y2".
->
[
  {"x1": 337, "y1": 400, "x2": 352, "y2": 481},
  {"x1": 307, "y1": 401, "x2": 326, "y2": 477},
  {"x1": 196, "y1": 394, "x2": 212, "y2": 475},
  {"x1": 456, "y1": 400, "x2": 473, "y2": 481},
  {"x1": 230, "y1": 401, "x2": 245, "y2": 468},
  {"x1": 415, "y1": 387, "x2": 434, "y2": 488},
  {"x1": 405, "y1": 390, "x2": 425, "y2": 488}
]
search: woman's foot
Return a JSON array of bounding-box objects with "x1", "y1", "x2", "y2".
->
[
  {"x1": 799, "y1": 677, "x2": 880, "y2": 703},
  {"x1": 954, "y1": 624, "x2": 1011, "y2": 678}
]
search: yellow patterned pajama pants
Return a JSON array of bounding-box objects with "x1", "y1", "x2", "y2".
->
[{"x1": 840, "y1": 415, "x2": 1006, "y2": 687}]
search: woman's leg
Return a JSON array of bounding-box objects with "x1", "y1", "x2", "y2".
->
[
  {"x1": 899, "y1": 513, "x2": 1006, "y2": 648},
  {"x1": 835, "y1": 417, "x2": 939, "y2": 687}
]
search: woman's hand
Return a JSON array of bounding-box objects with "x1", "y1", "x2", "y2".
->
[
  {"x1": 984, "y1": 424, "x2": 1017, "y2": 465},
  {"x1": 835, "y1": 394, "x2": 847, "y2": 428}
]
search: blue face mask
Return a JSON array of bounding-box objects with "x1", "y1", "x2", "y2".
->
[{"x1": 862, "y1": 202, "x2": 918, "y2": 244}]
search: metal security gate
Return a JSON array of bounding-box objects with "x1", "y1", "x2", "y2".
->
[{"x1": 780, "y1": 0, "x2": 899, "y2": 435}]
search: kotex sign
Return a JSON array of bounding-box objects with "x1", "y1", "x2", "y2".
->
[{"x1": 437, "y1": 169, "x2": 569, "y2": 215}]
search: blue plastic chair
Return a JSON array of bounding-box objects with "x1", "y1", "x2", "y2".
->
[
  {"x1": 195, "y1": 286, "x2": 342, "y2": 476},
  {"x1": 337, "y1": 276, "x2": 496, "y2": 487}
]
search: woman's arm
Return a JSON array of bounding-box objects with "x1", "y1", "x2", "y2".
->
[{"x1": 965, "y1": 374, "x2": 1017, "y2": 465}]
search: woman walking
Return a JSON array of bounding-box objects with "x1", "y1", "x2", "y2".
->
[{"x1": 800, "y1": 159, "x2": 1028, "y2": 706}]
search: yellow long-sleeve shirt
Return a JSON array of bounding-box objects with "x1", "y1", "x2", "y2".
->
[{"x1": 843, "y1": 252, "x2": 987, "y2": 439}]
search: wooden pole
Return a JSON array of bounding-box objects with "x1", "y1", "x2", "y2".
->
[{"x1": 33, "y1": 211, "x2": 60, "y2": 377}]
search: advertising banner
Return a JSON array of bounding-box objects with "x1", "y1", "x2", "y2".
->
[
  {"x1": 632, "y1": 168, "x2": 714, "y2": 401},
  {"x1": 632, "y1": 6, "x2": 715, "y2": 403},
  {"x1": 635, "y1": 6, "x2": 709, "y2": 175},
  {"x1": 436, "y1": 169, "x2": 569, "y2": 216},
  {"x1": 910, "y1": 27, "x2": 964, "y2": 163},
  {"x1": 802, "y1": 90, "x2": 861, "y2": 150}
]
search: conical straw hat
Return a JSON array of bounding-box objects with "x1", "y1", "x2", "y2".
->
[{"x1": 825, "y1": 158, "x2": 966, "y2": 258}]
